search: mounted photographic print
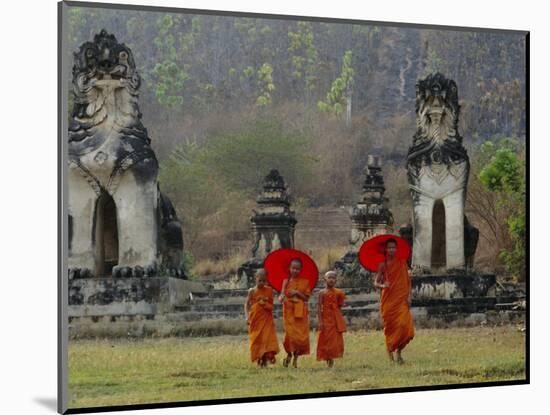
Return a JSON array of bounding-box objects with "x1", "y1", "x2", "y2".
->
[{"x1": 58, "y1": 1, "x2": 528, "y2": 413}]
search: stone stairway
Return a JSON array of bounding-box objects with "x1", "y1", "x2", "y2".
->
[
  {"x1": 166, "y1": 284, "x2": 525, "y2": 327},
  {"x1": 68, "y1": 277, "x2": 526, "y2": 338},
  {"x1": 171, "y1": 287, "x2": 379, "y2": 322}
]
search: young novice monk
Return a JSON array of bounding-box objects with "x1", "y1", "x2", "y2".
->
[
  {"x1": 245, "y1": 269, "x2": 280, "y2": 367},
  {"x1": 278, "y1": 258, "x2": 311, "y2": 368},
  {"x1": 374, "y1": 238, "x2": 414, "y2": 364},
  {"x1": 316, "y1": 270, "x2": 347, "y2": 367}
]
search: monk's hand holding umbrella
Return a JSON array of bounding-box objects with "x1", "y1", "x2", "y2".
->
[{"x1": 374, "y1": 267, "x2": 391, "y2": 290}]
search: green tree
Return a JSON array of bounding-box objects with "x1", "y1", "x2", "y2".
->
[
  {"x1": 318, "y1": 50, "x2": 354, "y2": 121},
  {"x1": 288, "y1": 22, "x2": 319, "y2": 103},
  {"x1": 255, "y1": 63, "x2": 275, "y2": 107},
  {"x1": 152, "y1": 15, "x2": 189, "y2": 109},
  {"x1": 153, "y1": 61, "x2": 189, "y2": 109},
  {"x1": 478, "y1": 139, "x2": 526, "y2": 280}
]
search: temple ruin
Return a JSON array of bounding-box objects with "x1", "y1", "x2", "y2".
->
[
  {"x1": 66, "y1": 37, "x2": 521, "y2": 338},
  {"x1": 350, "y1": 155, "x2": 394, "y2": 249},
  {"x1": 238, "y1": 170, "x2": 297, "y2": 286},
  {"x1": 334, "y1": 156, "x2": 394, "y2": 284}
]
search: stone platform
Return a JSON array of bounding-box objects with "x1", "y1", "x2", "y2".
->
[
  {"x1": 411, "y1": 273, "x2": 496, "y2": 299},
  {"x1": 68, "y1": 274, "x2": 525, "y2": 339},
  {"x1": 69, "y1": 277, "x2": 208, "y2": 317}
]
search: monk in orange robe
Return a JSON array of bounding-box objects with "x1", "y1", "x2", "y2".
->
[
  {"x1": 374, "y1": 238, "x2": 414, "y2": 364},
  {"x1": 245, "y1": 269, "x2": 280, "y2": 367},
  {"x1": 278, "y1": 258, "x2": 311, "y2": 368},
  {"x1": 316, "y1": 271, "x2": 346, "y2": 367}
]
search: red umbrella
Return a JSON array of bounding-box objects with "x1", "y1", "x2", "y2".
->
[
  {"x1": 358, "y1": 234, "x2": 411, "y2": 272},
  {"x1": 263, "y1": 248, "x2": 319, "y2": 292}
]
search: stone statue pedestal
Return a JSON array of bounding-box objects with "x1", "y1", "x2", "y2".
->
[
  {"x1": 411, "y1": 273, "x2": 496, "y2": 300},
  {"x1": 68, "y1": 277, "x2": 207, "y2": 317}
]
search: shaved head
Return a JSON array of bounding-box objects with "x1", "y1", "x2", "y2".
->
[
  {"x1": 324, "y1": 270, "x2": 338, "y2": 288},
  {"x1": 324, "y1": 271, "x2": 337, "y2": 279}
]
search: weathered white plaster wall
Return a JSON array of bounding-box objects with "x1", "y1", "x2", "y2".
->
[{"x1": 410, "y1": 161, "x2": 468, "y2": 269}]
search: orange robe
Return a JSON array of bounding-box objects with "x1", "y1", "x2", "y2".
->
[
  {"x1": 248, "y1": 286, "x2": 280, "y2": 363},
  {"x1": 283, "y1": 277, "x2": 312, "y2": 355},
  {"x1": 380, "y1": 258, "x2": 415, "y2": 352},
  {"x1": 316, "y1": 287, "x2": 346, "y2": 361}
]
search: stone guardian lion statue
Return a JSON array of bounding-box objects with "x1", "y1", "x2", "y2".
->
[
  {"x1": 406, "y1": 73, "x2": 478, "y2": 271},
  {"x1": 68, "y1": 30, "x2": 185, "y2": 279}
]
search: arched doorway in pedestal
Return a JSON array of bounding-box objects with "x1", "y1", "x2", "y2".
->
[
  {"x1": 94, "y1": 192, "x2": 119, "y2": 276},
  {"x1": 431, "y1": 199, "x2": 446, "y2": 270}
]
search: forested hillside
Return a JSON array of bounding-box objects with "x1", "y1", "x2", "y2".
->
[{"x1": 66, "y1": 6, "x2": 526, "y2": 278}]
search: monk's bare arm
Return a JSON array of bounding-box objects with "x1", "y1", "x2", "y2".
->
[
  {"x1": 373, "y1": 263, "x2": 389, "y2": 289},
  {"x1": 339, "y1": 292, "x2": 345, "y2": 307},
  {"x1": 278, "y1": 279, "x2": 288, "y2": 303}
]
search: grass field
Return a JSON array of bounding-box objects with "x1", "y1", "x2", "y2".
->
[{"x1": 68, "y1": 326, "x2": 526, "y2": 409}]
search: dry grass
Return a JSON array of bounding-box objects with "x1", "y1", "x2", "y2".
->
[
  {"x1": 192, "y1": 252, "x2": 248, "y2": 276},
  {"x1": 68, "y1": 326, "x2": 525, "y2": 409},
  {"x1": 191, "y1": 245, "x2": 349, "y2": 277}
]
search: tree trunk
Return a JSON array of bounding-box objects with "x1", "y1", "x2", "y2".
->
[{"x1": 346, "y1": 91, "x2": 352, "y2": 128}]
